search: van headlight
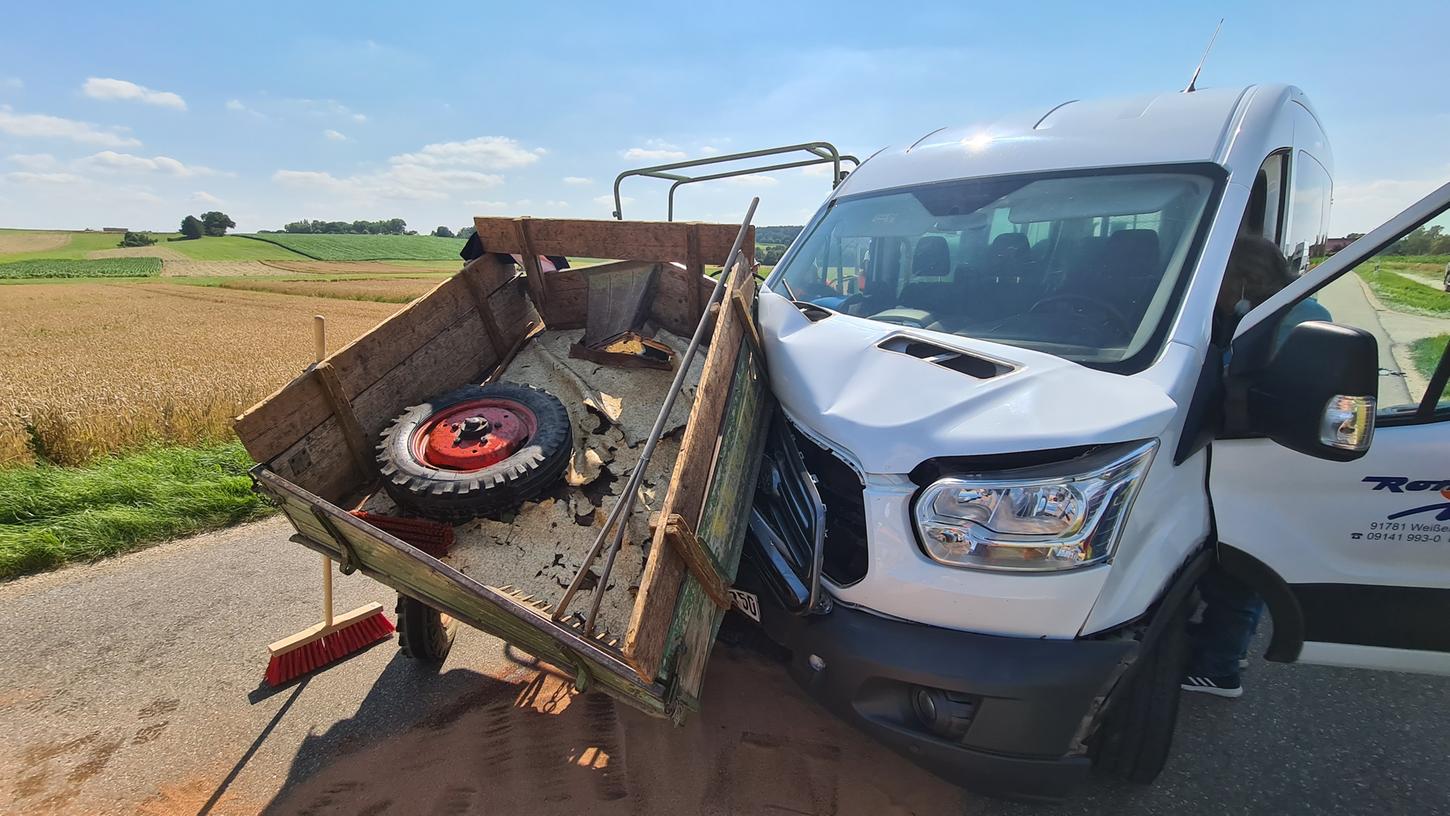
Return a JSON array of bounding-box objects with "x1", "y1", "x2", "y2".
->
[{"x1": 913, "y1": 440, "x2": 1157, "y2": 572}]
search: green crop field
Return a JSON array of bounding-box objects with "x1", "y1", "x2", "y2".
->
[
  {"x1": 166, "y1": 236, "x2": 311, "y2": 261},
  {"x1": 0, "y1": 230, "x2": 137, "y2": 261},
  {"x1": 240, "y1": 233, "x2": 466, "y2": 261},
  {"x1": 0, "y1": 258, "x2": 162, "y2": 280}
]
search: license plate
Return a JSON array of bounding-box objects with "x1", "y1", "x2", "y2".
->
[{"x1": 729, "y1": 588, "x2": 761, "y2": 623}]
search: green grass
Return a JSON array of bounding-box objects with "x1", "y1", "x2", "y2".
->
[
  {"x1": 1357, "y1": 268, "x2": 1450, "y2": 315},
  {"x1": 240, "y1": 233, "x2": 466, "y2": 261},
  {"x1": 166, "y1": 235, "x2": 310, "y2": 261},
  {"x1": 0, "y1": 257, "x2": 161, "y2": 280},
  {"x1": 0, "y1": 441, "x2": 272, "y2": 579},
  {"x1": 1410, "y1": 334, "x2": 1449, "y2": 380}
]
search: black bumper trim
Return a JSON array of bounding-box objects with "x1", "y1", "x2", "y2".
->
[{"x1": 739, "y1": 564, "x2": 1135, "y2": 801}]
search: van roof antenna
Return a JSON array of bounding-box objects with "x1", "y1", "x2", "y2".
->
[{"x1": 1184, "y1": 18, "x2": 1224, "y2": 93}]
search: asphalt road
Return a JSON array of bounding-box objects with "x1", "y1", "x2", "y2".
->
[{"x1": 1, "y1": 517, "x2": 1446, "y2": 814}]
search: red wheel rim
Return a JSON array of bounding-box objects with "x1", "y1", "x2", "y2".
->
[{"x1": 411, "y1": 398, "x2": 537, "y2": 471}]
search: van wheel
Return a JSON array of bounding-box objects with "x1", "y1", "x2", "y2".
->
[
  {"x1": 396, "y1": 594, "x2": 456, "y2": 662},
  {"x1": 1090, "y1": 603, "x2": 1189, "y2": 783}
]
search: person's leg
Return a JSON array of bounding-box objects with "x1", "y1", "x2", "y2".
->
[{"x1": 1184, "y1": 565, "x2": 1263, "y2": 697}]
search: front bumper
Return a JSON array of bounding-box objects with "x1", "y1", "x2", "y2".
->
[{"x1": 737, "y1": 551, "x2": 1136, "y2": 801}]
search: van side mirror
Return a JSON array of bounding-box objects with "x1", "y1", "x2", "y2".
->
[{"x1": 1237, "y1": 321, "x2": 1378, "y2": 461}]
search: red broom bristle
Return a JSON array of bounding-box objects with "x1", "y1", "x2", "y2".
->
[{"x1": 265, "y1": 612, "x2": 393, "y2": 686}]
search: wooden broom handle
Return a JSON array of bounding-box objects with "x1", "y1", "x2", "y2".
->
[{"x1": 313, "y1": 314, "x2": 335, "y2": 629}]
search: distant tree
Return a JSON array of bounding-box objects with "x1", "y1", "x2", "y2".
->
[
  {"x1": 180, "y1": 215, "x2": 205, "y2": 240},
  {"x1": 386, "y1": 218, "x2": 407, "y2": 235},
  {"x1": 458, "y1": 226, "x2": 476, "y2": 240},
  {"x1": 432, "y1": 226, "x2": 455, "y2": 238},
  {"x1": 199, "y1": 211, "x2": 236, "y2": 237},
  {"x1": 118, "y1": 231, "x2": 157, "y2": 247}
]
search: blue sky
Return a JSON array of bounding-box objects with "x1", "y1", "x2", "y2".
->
[{"x1": 1, "y1": 1, "x2": 1445, "y2": 234}]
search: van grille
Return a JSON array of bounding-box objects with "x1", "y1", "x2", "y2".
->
[{"x1": 789, "y1": 425, "x2": 869, "y2": 586}]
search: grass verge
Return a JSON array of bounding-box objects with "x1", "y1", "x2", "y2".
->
[
  {"x1": 1357, "y1": 268, "x2": 1450, "y2": 315},
  {"x1": 0, "y1": 441, "x2": 272, "y2": 579},
  {"x1": 1410, "y1": 334, "x2": 1449, "y2": 380}
]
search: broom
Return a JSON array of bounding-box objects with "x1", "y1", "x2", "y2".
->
[{"x1": 264, "y1": 315, "x2": 395, "y2": 686}]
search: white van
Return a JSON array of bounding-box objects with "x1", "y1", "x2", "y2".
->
[{"x1": 734, "y1": 84, "x2": 1450, "y2": 800}]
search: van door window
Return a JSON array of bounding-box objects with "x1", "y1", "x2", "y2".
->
[
  {"x1": 1271, "y1": 207, "x2": 1450, "y2": 418},
  {"x1": 1285, "y1": 151, "x2": 1332, "y2": 276},
  {"x1": 1242, "y1": 151, "x2": 1289, "y2": 243}
]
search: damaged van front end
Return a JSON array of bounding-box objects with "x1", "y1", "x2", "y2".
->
[{"x1": 733, "y1": 153, "x2": 1228, "y2": 799}]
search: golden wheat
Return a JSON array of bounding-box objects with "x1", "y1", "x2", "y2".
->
[{"x1": 0, "y1": 282, "x2": 402, "y2": 466}]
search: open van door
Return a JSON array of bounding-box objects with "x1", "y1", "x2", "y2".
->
[{"x1": 1212, "y1": 182, "x2": 1450, "y2": 676}]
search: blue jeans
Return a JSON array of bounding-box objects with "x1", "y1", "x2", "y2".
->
[{"x1": 1187, "y1": 565, "x2": 1263, "y2": 677}]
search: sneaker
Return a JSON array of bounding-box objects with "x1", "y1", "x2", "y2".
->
[
  {"x1": 1181, "y1": 674, "x2": 1243, "y2": 698},
  {"x1": 1239, "y1": 657, "x2": 1250, "y2": 670}
]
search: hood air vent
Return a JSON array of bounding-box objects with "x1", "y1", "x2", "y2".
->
[{"x1": 877, "y1": 336, "x2": 1014, "y2": 380}]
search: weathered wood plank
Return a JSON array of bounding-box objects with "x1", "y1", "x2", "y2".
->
[
  {"x1": 251, "y1": 274, "x2": 535, "y2": 501},
  {"x1": 660, "y1": 514, "x2": 731, "y2": 611},
  {"x1": 313, "y1": 362, "x2": 375, "y2": 480},
  {"x1": 253, "y1": 467, "x2": 672, "y2": 718},
  {"x1": 669, "y1": 336, "x2": 771, "y2": 702},
  {"x1": 514, "y1": 219, "x2": 551, "y2": 317},
  {"x1": 236, "y1": 257, "x2": 514, "y2": 465},
  {"x1": 472, "y1": 217, "x2": 749, "y2": 265},
  {"x1": 622, "y1": 256, "x2": 758, "y2": 682}
]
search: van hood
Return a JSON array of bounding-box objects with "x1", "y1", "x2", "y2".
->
[{"x1": 757, "y1": 290, "x2": 1179, "y2": 474}]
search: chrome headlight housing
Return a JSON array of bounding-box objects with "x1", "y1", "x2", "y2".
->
[{"x1": 913, "y1": 440, "x2": 1157, "y2": 572}]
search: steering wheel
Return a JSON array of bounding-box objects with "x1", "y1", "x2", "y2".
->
[{"x1": 1029, "y1": 294, "x2": 1133, "y2": 336}]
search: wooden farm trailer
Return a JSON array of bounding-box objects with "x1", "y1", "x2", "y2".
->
[{"x1": 235, "y1": 216, "x2": 768, "y2": 718}]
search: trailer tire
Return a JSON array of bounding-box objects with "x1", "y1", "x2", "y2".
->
[
  {"x1": 1090, "y1": 602, "x2": 1189, "y2": 784},
  {"x1": 376, "y1": 382, "x2": 572, "y2": 522},
  {"x1": 395, "y1": 594, "x2": 456, "y2": 662}
]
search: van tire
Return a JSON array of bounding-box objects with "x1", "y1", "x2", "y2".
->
[
  {"x1": 1090, "y1": 603, "x2": 1189, "y2": 783},
  {"x1": 396, "y1": 594, "x2": 456, "y2": 662}
]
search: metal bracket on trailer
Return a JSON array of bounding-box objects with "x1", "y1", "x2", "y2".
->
[{"x1": 613, "y1": 142, "x2": 859, "y2": 221}]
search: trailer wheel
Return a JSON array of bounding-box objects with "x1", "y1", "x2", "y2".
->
[
  {"x1": 377, "y1": 382, "x2": 572, "y2": 522},
  {"x1": 1090, "y1": 602, "x2": 1189, "y2": 783},
  {"x1": 395, "y1": 594, "x2": 456, "y2": 662}
]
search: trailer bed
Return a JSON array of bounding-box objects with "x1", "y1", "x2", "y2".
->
[{"x1": 237, "y1": 216, "x2": 767, "y2": 719}]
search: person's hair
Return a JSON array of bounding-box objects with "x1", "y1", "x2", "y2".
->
[{"x1": 1220, "y1": 235, "x2": 1291, "y2": 313}]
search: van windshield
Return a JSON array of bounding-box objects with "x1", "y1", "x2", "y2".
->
[{"x1": 767, "y1": 168, "x2": 1220, "y2": 369}]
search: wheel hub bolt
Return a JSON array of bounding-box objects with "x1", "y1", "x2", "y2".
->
[{"x1": 458, "y1": 415, "x2": 492, "y2": 439}]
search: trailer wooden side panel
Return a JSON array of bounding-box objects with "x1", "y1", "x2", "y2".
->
[
  {"x1": 234, "y1": 255, "x2": 533, "y2": 502},
  {"x1": 253, "y1": 468, "x2": 671, "y2": 717},
  {"x1": 622, "y1": 256, "x2": 768, "y2": 683}
]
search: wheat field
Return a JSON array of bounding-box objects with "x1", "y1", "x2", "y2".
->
[{"x1": 0, "y1": 282, "x2": 402, "y2": 466}]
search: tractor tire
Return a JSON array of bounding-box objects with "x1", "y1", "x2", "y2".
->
[
  {"x1": 1090, "y1": 602, "x2": 1190, "y2": 784},
  {"x1": 395, "y1": 594, "x2": 456, "y2": 662},
  {"x1": 376, "y1": 382, "x2": 572, "y2": 523}
]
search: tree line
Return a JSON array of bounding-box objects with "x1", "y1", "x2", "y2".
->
[
  {"x1": 1386, "y1": 225, "x2": 1450, "y2": 257},
  {"x1": 276, "y1": 218, "x2": 410, "y2": 235}
]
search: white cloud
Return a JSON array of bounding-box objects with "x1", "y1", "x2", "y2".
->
[
  {"x1": 1331, "y1": 174, "x2": 1447, "y2": 235},
  {"x1": 0, "y1": 77, "x2": 21, "y2": 91},
  {"x1": 7, "y1": 153, "x2": 57, "y2": 170},
  {"x1": 392, "y1": 136, "x2": 544, "y2": 170},
  {"x1": 5, "y1": 171, "x2": 84, "y2": 184},
  {"x1": 190, "y1": 191, "x2": 223, "y2": 205},
  {"x1": 323, "y1": 129, "x2": 349, "y2": 142},
  {"x1": 292, "y1": 98, "x2": 367, "y2": 123},
  {"x1": 699, "y1": 145, "x2": 720, "y2": 155},
  {"x1": 0, "y1": 105, "x2": 140, "y2": 147},
  {"x1": 621, "y1": 139, "x2": 687, "y2": 162},
  {"x1": 594, "y1": 194, "x2": 633, "y2": 214},
  {"x1": 513, "y1": 199, "x2": 570, "y2": 210},
  {"x1": 562, "y1": 176, "x2": 593, "y2": 186},
  {"x1": 273, "y1": 135, "x2": 541, "y2": 204},
  {"x1": 463, "y1": 200, "x2": 508, "y2": 212},
  {"x1": 719, "y1": 173, "x2": 779, "y2": 187},
  {"x1": 79, "y1": 150, "x2": 221, "y2": 177},
  {"x1": 225, "y1": 98, "x2": 266, "y2": 119},
  {"x1": 82, "y1": 77, "x2": 186, "y2": 110}
]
